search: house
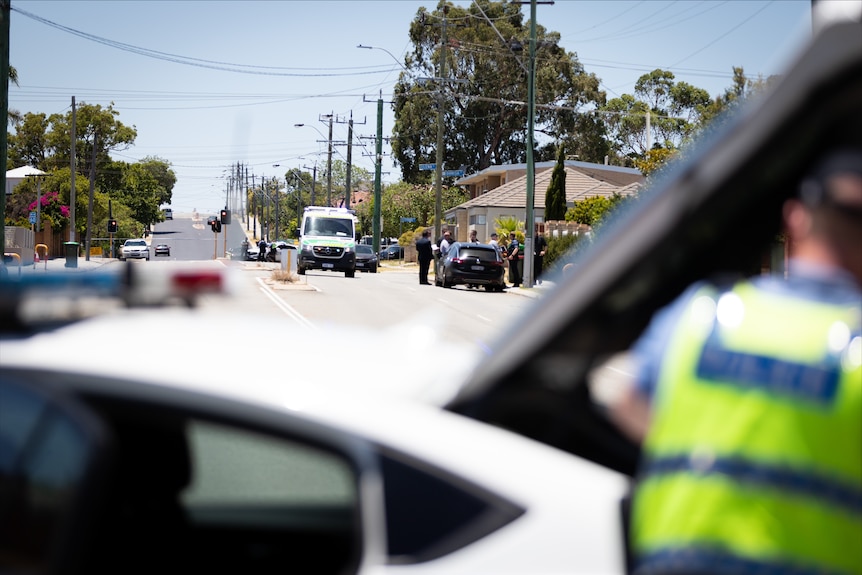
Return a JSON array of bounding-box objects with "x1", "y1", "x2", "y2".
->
[{"x1": 445, "y1": 161, "x2": 644, "y2": 242}]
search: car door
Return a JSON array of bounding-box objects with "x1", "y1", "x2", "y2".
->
[{"x1": 0, "y1": 367, "x2": 385, "y2": 575}]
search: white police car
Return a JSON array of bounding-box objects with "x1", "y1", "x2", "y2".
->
[{"x1": 0, "y1": 289, "x2": 629, "y2": 574}]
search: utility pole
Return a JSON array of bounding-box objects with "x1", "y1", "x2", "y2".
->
[
  {"x1": 323, "y1": 113, "x2": 334, "y2": 207},
  {"x1": 434, "y1": 5, "x2": 449, "y2": 240},
  {"x1": 70, "y1": 96, "x2": 77, "y2": 242},
  {"x1": 517, "y1": 0, "x2": 553, "y2": 289},
  {"x1": 302, "y1": 163, "x2": 318, "y2": 207},
  {"x1": 85, "y1": 131, "x2": 98, "y2": 261},
  {"x1": 0, "y1": 1, "x2": 9, "y2": 255},
  {"x1": 345, "y1": 112, "x2": 353, "y2": 209},
  {"x1": 373, "y1": 92, "x2": 384, "y2": 256},
  {"x1": 336, "y1": 112, "x2": 366, "y2": 210}
]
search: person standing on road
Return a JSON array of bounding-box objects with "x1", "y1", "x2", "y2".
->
[
  {"x1": 506, "y1": 232, "x2": 521, "y2": 288},
  {"x1": 416, "y1": 229, "x2": 433, "y2": 285},
  {"x1": 533, "y1": 231, "x2": 548, "y2": 285},
  {"x1": 257, "y1": 238, "x2": 267, "y2": 262},
  {"x1": 612, "y1": 148, "x2": 862, "y2": 575}
]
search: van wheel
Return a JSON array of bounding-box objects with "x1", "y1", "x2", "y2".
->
[{"x1": 346, "y1": 269, "x2": 355, "y2": 278}]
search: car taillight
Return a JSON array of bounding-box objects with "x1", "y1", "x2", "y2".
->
[{"x1": 171, "y1": 271, "x2": 223, "y2": 295}]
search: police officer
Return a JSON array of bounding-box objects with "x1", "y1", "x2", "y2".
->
[{"x1": 613, "y1": 149, "x2": 862, "y2": 575}]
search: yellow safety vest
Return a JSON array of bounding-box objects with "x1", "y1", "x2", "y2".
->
[{"x1": 632, "y1": 282, "x2": 862, "y2": 575}]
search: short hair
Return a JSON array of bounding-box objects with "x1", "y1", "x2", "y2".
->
[
  {"x1": 491, "y1": 233, "x2": 498, "y2": 238},
  {"x1": 800, "y1": 148, "x2": 862, "y2": 217}
]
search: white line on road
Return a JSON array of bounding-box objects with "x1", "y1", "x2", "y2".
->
[
  {"x1": 256, "y1": 278, "x2": 317, "y2": 330},
  {"x1": 476, "y1": 314, "x2": 492, "y2": 322}
]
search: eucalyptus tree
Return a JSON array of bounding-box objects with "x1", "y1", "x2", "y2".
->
[
  {"x1": 391, "y1": 0, "x2": 606, "y2": 183},
  {"x1": 602, "y1": 69, "x2": 711, "y2": 162}
]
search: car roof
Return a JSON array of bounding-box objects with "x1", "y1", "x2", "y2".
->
[{"x1": 447, "y1": 17, "x2": 862, "y2": 476}]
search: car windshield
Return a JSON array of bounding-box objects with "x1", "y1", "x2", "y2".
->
[
  {"x1": 126, "y1": 240, "x2": 146, "y2": 247},
  {"x1": 356, "y1": 245, "x2": 373, "y2": 255}
]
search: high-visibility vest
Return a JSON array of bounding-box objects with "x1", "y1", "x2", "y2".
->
[{"x1": 632, "y1": 282, "x2": 862, "y2": 575}]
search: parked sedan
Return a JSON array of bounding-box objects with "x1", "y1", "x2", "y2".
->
[
  {"x1": 354, "y1": 245, "x2": 378, "y2": 273},
  {"x1": 379, "y1": 245, "x2": 404, "y2": 260},
  {"x1": 154, "y1": 244, "x2": 171, "y2": 257},
  {"x1": 436, "y1": 242, "x2": 505, "y2": 291}
]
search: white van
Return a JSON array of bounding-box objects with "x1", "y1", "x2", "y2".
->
[{"x1": 297, "y1": 206, "x2": 357, "y2": 278}]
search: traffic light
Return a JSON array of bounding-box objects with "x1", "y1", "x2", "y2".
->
[
  {"x1": 107, "y1": 219, "x2": 118, "y2": 233},
  {"x1": 220, "y1": 209, "x2": 231, "y2": 225},
  {"x1": 211, "y1": 219, "x2": 222, "y2": 233}
]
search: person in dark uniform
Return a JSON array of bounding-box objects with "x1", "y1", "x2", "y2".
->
[
  {"x1": 416, "y1": 229, "x2": 433, "y2": 285},
  {"x1": 506, "y1": 232, "x2": 521, "y2": 287},
  {"x1": 533, "y1": 231, "x2": 548, "y2": 285}
]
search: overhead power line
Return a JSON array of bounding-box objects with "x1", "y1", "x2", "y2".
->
[{"x1": 12, "y1": 6, "x2": 400, "y2": 78}]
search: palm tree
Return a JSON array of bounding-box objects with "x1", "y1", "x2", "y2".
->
[{"x1": 8, "y1": 65, "x2": 22, "y2": 126}]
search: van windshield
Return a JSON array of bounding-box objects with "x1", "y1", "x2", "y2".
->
[{"x1": 305, "y1": 218, "x2": 353, "y2": 238}]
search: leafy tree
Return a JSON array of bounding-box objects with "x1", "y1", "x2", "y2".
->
[
  {"x1": 565, "y1": 195, "x2": 614, "y2": 227},
  {"x1": 634, "y1": 148, "x2": 677, "y2": 178},
  {"x1": 392, "y1": 0, "x2": 605, "y2": 183},
  {"x1": 544, "y1": 144, "x2": 567, "y2": 220},
  {"x1": 602, "y1": 69, "x2": 710, "y2": 161},
  {"x1": 7, "y1": 112, "x2": 50, "y2": 168},
  {"x1": 699, "y1": 67, "x2": 779, "y2": 129},
  {"x1": 115, "y1": 163, "x2": 164, "y2": 227},
  {"x1": 375, "y1": 181, "x2": 466, "y2": 238},
  {"x1": 44, "y1": 102, "x2": 137, "y2": 173},
  {"x1": 136, "y1": 156, "x2": 177, "y2": 208}
]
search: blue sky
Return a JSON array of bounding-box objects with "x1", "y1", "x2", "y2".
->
[{"x1": 8, "y1": 1, "x2": 812, "y2": 213}]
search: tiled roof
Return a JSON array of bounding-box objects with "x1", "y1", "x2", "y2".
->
[{"x1": 451, "y1": 167, "x2": 640, "y2": 211}]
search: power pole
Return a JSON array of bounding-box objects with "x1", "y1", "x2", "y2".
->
[
  {"x1": 85, "y1": 131, "x2": 98, "y2": 261},
  {"x1": 345, "y1": 112, "x2": 353, "y2": 209},
  {"x1": 323, "y1": 113, "x2": 334, "y2": 206},
  {"x1": 517, "y1": 0, "x2": 554, "y2": 289},
  {"x1": 0, "y1": 1, "x2": 9, "y2": 255},
  {"x1": 336, "y1": 112, "x2": 366, "y2": 210},
  {"x1": 70, "y1": 96, "x2": 77, "y2": 242},
  {"x1": 302, "y1": 163, "x2": 318, "y2": 207},
  {"x1": 362, "y1": 91, "x2": 392, "y2": 257},
  {"x1": 434, "y1": 5, "x2": 449, "y2": 240}
]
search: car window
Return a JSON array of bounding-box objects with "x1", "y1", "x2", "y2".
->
[
  {"x1": 77, "y1": 391, "x2": 364, "y2": 574},
  {"x1": 356, "y1": 245, "x2": 373, "y2": 254},
  {"x1": 183, "y1": 420, "x2": 355, "y2": 510},
  {"x1": 0, "y1": 377, "x2": 105, "y2": 573},
  {"x1": 380, "y1": 451, "x2": 523, "y2": 564}
]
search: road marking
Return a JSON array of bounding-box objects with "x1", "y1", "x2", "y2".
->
[
  {"x1": 256, "y1": 277, "x2": 317, "y2": 330},
  {"x1": 476, "y1": 314, "x2": 492, "y2": 322}
]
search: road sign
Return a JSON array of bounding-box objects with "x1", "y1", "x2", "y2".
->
[
  {"x1": 29, "y1": 211, "x2": 37, "y2": 224},
  {"x1": 400, "y1": 217, "x2": 417, "y2": 223},
  {"x1": 419, "y1": 163, "x2": 436, "y2": 171},
  {"x1": 443, "y1": 169, "x2": 465, "y2": 177}
]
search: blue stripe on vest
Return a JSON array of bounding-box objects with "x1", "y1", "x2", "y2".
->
[
  {"x1": 696, "y1": 344, "x2": 841, "y2": 405},
  {"x1": 643, "y1": 455, "x2": 862, "y2": 516},
  {"x1": 635, "y1": 547, "x2": 850, "y2": 575}
]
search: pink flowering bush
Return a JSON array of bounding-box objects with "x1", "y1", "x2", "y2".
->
[{"x1": 28, "y1": 191, "x2": 70, "y2": 229}]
